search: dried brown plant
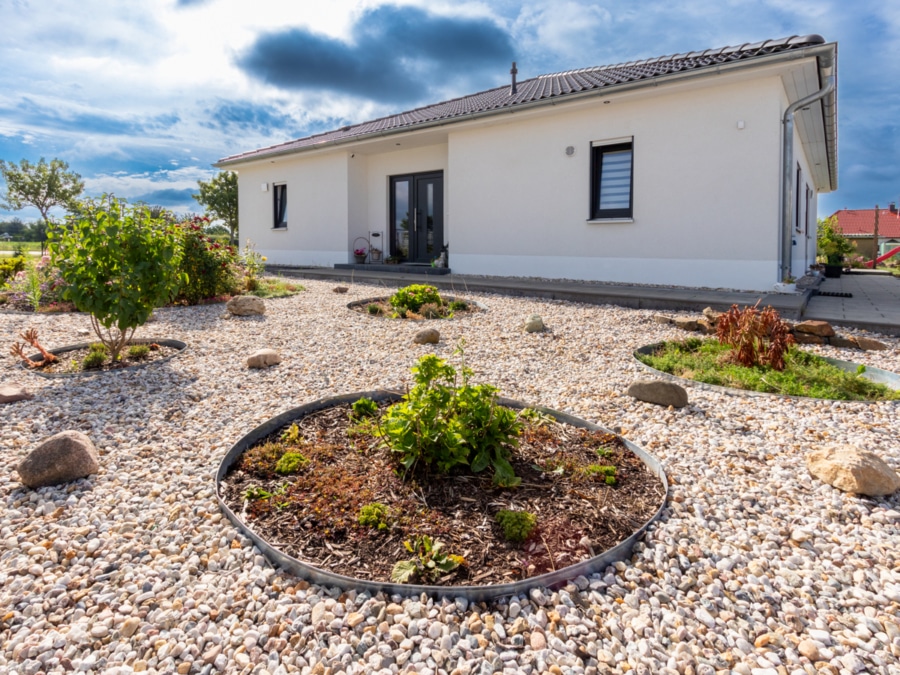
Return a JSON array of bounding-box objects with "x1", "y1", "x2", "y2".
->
[
  {"x1": 9, "y1": 328, "x2": 58, "y2": 368},
  {"x1": 716, "y1": 302, "x2": 794, "y2": 371}
]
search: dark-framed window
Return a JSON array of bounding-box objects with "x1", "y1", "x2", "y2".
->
[
  {"x1": 590, "y1": 141, "x2": 633, "y2": 219},
  {"x1": 273, "y1": 183, "x2": 287, "y2": 229}
]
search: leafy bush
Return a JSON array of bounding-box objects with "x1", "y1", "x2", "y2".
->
[
  {"x1": 495, "y1": 509, "x2": 537, "y2": 543},
  {"x1": 275, "y1": 452, "x2": 309, "y2": 475},
  {"x1": 0, "y1": 255, "x2": 26, "y2": 285},
  {"x1": 358, "y1": 502, "x2": 390, "y2": 531},
  {"x1": 48, "y1": 197, "x2": 185, "y2": 360},
  {"x1": 448, "y1": 299, "x2": 468, "y2": 311},
  {"x1": 817, "y1": 215, "x2": 853, "y2": 265},
  {"x1": 379, "y1": 350, "x2": 522, "y2": 486},
  {"x1": 715, "y1": 302, "x2": 794, "y2": 371},
  {"x1": 350, "y1": 397, "x2": 379, "y2": 419},
  {"x1": 389, "y1": 284, "x2": 443, "y2": 314},
  {"x1": 174, "y1": 216, "x2": 240, "y2": 304},
  {"x1": 367, "y1": 303, "x2": 383, "y2": 315},
  {"x1": 239, "y1": 239, "x2": 267, "y2": 291},
  {"x1": 127, "y1": 344, "x2": 150, "y2": 360},
  {"x1": 82, "y1": 351, "x2": 106, "y2": 369}
]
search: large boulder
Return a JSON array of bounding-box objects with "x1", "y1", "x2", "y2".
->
[
  {"x1": 1, "y1": 383, "x2": 33, "y2": 404},
  {"x1": 247, "y1": 349, "x2": 282, "y2": 369},
  {"x1": 627, "y1": 380, "x2": 689, "y2": 408},
  {"x1": 806, "y1": 446, "x2": 900, "y2": 497},
  {"x1": 794, "y1": 320, "x2": 835, "y2": 337},
  {"x1": 523, "y1": 315, "x2": 544, "y2": 333},
  {"x1": 413, "y1": 328, "x2": 440, "y2": 345},
  {"x1": 673, "y1": 318, "x2": 699, "y2": 332},
  {"x1": 17, "y1": 431, "x2": 100, "y2": 489},
  {"x1": 226, "y1": 295, "x2": 265, "y2": 316},
  {"x1": 855, "y1": 336, "x2": 888, "y2": 351}
]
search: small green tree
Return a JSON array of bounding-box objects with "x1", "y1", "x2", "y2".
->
[
  {"x1": 48, "y1": 196, "x2": 185, "y2": 361},
  {"x1": 817, "y1": 215, "x2": 853, "y2": 265},
  {"x1": 193, "y1": 171, "x2": 238, "y2": 243},
  {"x1": 0, "y1": 157, "x2": 84, "y2": 227}
]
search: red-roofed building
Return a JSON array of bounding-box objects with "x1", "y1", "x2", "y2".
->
[{"x1": 831, "y1": 204, "x2": 900, "y2": 259}]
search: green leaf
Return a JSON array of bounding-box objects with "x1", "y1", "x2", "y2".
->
[{"x1": 391, "y1": 559, "x2": 419, "y2": 584}]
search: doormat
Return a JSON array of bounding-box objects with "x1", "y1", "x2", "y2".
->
[{"x1": 817, "y1": 291, "x2": 853, "y2": 298}]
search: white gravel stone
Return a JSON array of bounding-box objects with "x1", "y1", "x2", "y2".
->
[{"x1": 1, "y1": 279, "x2": 898, "y2": 675}]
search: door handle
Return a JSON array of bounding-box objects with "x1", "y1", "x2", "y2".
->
[{"x1": 413, "y1": 210, "x2": 418, "y2": 232}]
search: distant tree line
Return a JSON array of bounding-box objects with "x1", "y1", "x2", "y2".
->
[{"x1": 0, "y1": 217, "x2": 48, "y2": 241}]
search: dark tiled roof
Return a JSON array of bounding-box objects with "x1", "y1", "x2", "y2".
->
[{"x1": 219, "y1": 34, "x2": 826, "y2": 165}]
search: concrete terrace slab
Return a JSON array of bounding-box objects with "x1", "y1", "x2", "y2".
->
[
  {"x1": 268, "y1": 266, "x2": 811, "y2": 319},
  {"x1": 802, "y1": 271, "x2": 900, "y2": 335}
]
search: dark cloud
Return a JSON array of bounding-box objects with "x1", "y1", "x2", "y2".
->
[
  {"x1": 203, "y1": 101, "x2": 297, "y2": 134},
  {"x1": 1, "y1": 99, "x2": 179, "y2": 137},
  {"x1": 237, "y1": 4, "x2": 515, "y2": 104},
  {"x1": 132, "y1": 187, "x2": 197, "y2": 206}
]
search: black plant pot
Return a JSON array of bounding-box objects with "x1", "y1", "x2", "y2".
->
[{"x1": 823, "y1": 264, "x2": 843, "y2": 278}]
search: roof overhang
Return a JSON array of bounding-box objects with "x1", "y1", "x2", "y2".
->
[{"x1": 217, "y1": 41, "x2": 838, "y2": 183}]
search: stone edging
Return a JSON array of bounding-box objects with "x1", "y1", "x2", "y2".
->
[
  {"x1": 20, "y1": 338, "x2": 188, "y2": 379},
  {"x1": 633, "y1": 343, "x2": 900, "y2": 402},
  {"x1": 216, "y1": 390, "x2": 669, "y2": 601}
]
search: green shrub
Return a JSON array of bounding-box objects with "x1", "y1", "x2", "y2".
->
[
  {"x1": 350, "y1": 397, "x2": 379, "y2": 419},
  {"x1": 174, "y1": 216, "x2": 240, "y2": 304},
  {"x1": 127, "y1": 344, "x2": 150, "y2": 359},
  {"x1": 0, "y1": 255, "x2": 26, "y2": 285},
  {"x1": 379, "y1": 349, "x2": 522, "y2": 486},
  {"x1": 448, "y1": 300, "x2": 468, "y2": 311},
  {"x1": 82, "y1": 351, "x2": 106, "y2": 369},
  {"x1": 274, "y1": 452, "x2": 309, "y2": 475},
  {"x1": 495, "y1": 509, "x2": 537, "y2": 543},
  {"x1": 367, "y1": 303, "x2": 383, "y2": 315},
  {"x1": 48, "y1": 196, "x2": 185, "y2": 361},
  {"x1": 358, "y1": 502, "x2": 390, "y2": 530},
  {"x1": 389, "y1": 284, "x2": 443, "y2": 314}
]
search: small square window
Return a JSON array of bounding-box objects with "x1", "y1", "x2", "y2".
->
[
  {"x1": 591, "y1": 142, "x2": 633, "y2": 219},
  {"x1": 273, "y1": 184, "x2": 287, "y2": 229}
]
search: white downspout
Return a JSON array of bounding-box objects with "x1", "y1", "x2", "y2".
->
[{"x1": 781, "y1": 59, "x2": 835, "y2": 280}]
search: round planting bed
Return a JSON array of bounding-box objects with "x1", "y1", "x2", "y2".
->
[
  {"x1": 21, "y1": 338, "x2": 188, "y2": 378},
  {"x1": 347, "y1": 296, "x2": 486, "y2": 318},
  {"x1": 216, "y1": 390, "x2": 668, "y2": 600},
  {"x1": 634, "y1": 342, "x2": 900, "y2": 401}
]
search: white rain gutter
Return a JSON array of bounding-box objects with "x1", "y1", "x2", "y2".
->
[{"x1": 780, "y1": 51, "x2": 836, "y2": 280}]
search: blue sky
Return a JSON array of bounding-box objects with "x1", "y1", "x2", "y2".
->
[{"x1": 0, "y1": 0, "x2": 896, "y2": 222}]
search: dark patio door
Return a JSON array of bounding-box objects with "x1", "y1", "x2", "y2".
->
[{"x1": 390, "y1": 171, "x2": 443, "y2": 263}]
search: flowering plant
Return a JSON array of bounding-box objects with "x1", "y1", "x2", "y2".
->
[
  {"x1": 3, "y1": 255, "x2": 70, "y2": 311},
  {"x1": 354, "y1": 247, "x2": 367, "y2": 256},
  {"x1": 240, "y1": 239, "x2": 267, "y2": 291},
  {"x1": 174, "y1": 216, "x2": 240, "y2": 304}
]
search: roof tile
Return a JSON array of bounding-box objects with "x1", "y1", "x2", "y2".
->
[{"x1": 219, "y1": 34, "x2": 827, "y2": 165}]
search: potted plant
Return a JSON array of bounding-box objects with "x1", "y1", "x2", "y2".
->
[
  {"x1": 353, "y1": 247, "x2": 367, "y2": 264},
  {"x1": 773, "y1": 275, "x2": 797, "y2": 294},
  {"x1": 817, "y1": 216, "x2": 852, "y2": 278}
]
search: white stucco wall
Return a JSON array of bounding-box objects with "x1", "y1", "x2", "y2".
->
[
  {"x1": 227, "y1": 64, "x2": 827, "y2": 291},
  {"x1": 447, "y1": 75, "x2": 788, "y2": 290},
  {"x1": 235, "y1": 152, "x2": 350, "y2": 266}
]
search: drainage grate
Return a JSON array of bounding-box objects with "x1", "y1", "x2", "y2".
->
[{"x1": 817, "y1": 291, "x2": 853, "y2": 298}]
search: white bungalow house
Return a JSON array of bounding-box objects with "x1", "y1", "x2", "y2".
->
[{"x1": 216, "y1": 35, "x2": 837, "y2": 292}]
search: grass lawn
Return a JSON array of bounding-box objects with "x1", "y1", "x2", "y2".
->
[
  {"x1": 0, "y1": 241, "x2": 43, "y2": 252},
  {"x1": 637, "y1": 337, "x2": 900, "y2": 401},
  {"x1": 247, "y1": 276, "x2": 304, "y2": 299}
]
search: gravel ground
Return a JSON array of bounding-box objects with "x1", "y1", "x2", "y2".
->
[{"x1": 2, "y1": 278, "x2": 899, "y2": 675}]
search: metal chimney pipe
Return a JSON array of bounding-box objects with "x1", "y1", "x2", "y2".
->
[{"x1": 510, "y1": 62, "x2": 518, "y2": 95}]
